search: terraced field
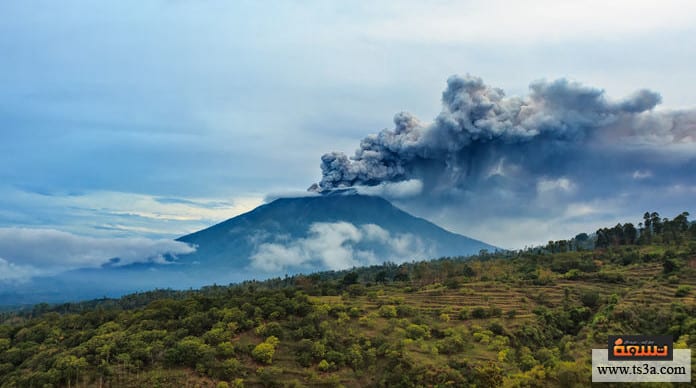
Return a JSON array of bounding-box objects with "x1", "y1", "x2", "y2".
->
[{"x1": 2, "y1": 245, "x2": 695, "y2": 387}]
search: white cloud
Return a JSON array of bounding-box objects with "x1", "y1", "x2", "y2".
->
[
  {"x1": 362, "y1": 0, "x2": 696, "y2": 44},
  {"x1": 250, "y1": 222, "x2": 430, "y2": 272},
  {"x1": 564, "y1": 203, "x2": 599, "y2": 218},
  {"x1": 0, "y1": 186, "x2": 264, "y2": 238},
  {"x1": 0, "y1": 258, "x2": 41, "y2": 283},
  {"x1": 537, "y1": 177, "x2": 574, "y2": 193},
  {"x1": 72, "y1": 191, "x2": 263, "y2": 223},
  {"x1": 0, "y1": 228, "x2": 195, "y2": 281},
  {"x1": 356, "y1": 179, "x2": 423, "y2": 198},
  {"x1": 632, "y1": 170, "x2": 653, "y2": 179},
  {"x1": 360, "y1": 223, "x2": 391, "y2": 242}
]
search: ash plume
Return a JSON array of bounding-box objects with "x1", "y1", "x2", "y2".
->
[{"x1": 310, "y1": 75, "x2": 694, "y2": 196}]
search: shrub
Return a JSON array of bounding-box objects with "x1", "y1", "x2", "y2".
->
[
  {"x1": 663, "y1": 258, "x2": 681, "y2": 274},
  {"x1": 488, "y1": 321, "x2": 505, "y2": 335},
  {"x1": 257, "y1": 367, "x2": 283, "y2": 386},
  {"x1": 675, "y1": 285, "x2": 691, "y2": 297},
  {"x1": 406, "y1": 324, "x2": 431, "y2": 340},
  {"x1": 518, "y1": 346, "x2": 538, "y2": 371},
  {"x1": 255, "y1": 322, "x2": 283, "y2": 339},
  {"x1": 378, "y1": 305, "x2": 397, "y2": 318},
  {"x1": 437, "y1": 334, "x2": 466, "y2": 354},
  {"x1": 346, "y1": 284, "x2": 366, "y2": 297},
  {"x1": 471, "y1": 307, "x2": 487, "y2": 319},
  {"x1": 396, "y1": 305, "x2": 416, "y2": 317},
  {"x1": 580, "y1": 291, "x2": 600, "y2": 308},
  {"x1": 220, "y1": 358, "x2": 242, "y2": 380},
  {"x1": 318, "y1": 359, "x2": 333, "y2": 372},
  {"x1": 597, "y1": 271, "x2": 625, "y2": 283},
  {"x1": 444, "y1": 277, "x2": 461, "y2": 289}
]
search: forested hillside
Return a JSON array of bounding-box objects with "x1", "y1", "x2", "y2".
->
[{"x1": 1, "y1": 212, "x2": 695, "y2": 387}]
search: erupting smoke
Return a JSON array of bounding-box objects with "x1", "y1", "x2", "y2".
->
[{"x1": 310, "y1": 74, "x2": 694, "y2": 196}]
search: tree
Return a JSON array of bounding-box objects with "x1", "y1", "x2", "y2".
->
[
  {"x1": 612, "y1": 224, "x2": 625, "y2": 245},
  {"x1": 643, "y1": 212, "x2": 652, "y2": 232},
  {"x1": 622, "y1": 223, "x2": 637, "y2": 245},
  {"x1": 595, "y1": 228, "x2": 609, "y2": 248},
  {"x1": 252, "y1": 336, "x2": 279, "y2": 364},
  {"x1": 651, "y1": 212, "x2": 662, "y2": 235},
  {"x1": 342, "y1": 272, "x2": 359, "y2": 287},
  {"x1": 55, "y1": 355, "x2": 88, "y2": 388}
]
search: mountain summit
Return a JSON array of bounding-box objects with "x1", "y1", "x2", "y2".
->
[{"x1": 177, "y1": 193, "x2": 497, "y2": 274}]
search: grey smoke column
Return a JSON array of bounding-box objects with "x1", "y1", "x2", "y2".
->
[{"x1": 310, "y1": 74, "x2": 681, "y2": 194}]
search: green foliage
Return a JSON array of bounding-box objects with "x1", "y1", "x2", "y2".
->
[
  {"x1": 342, "y1": 272, "x2": 359, "y2": 286},
  {"x1": 252, "y1": 336, "x2": 279, "y2": 364},
  {"x1": 317, "y1": 359, "x2": 332, "y2": 372},
  {"x1": 664, "y1": 258, "x2": 682, "y2": 274},
  {"x1": 405, "y1": 323, "x2": 430, "y2": 340},
  {"x1": 471, "y1": 306, "x2": 503, "y2": 319},
  {"x1": 346, "y1": 284, "x2": 366, "y2": 297},
  {"x1": 675, "y1": 285, "x2": 691, "y2": 297},
  {"x1": 580, "y1": 291, "x2": 600, "y2": 308},
  {"x1": 378, "y1": 305, "x2": 397, "y2": 318},
  {"x1": 256, "y1": 366, "x2": 282, "y2": 387},
  {"x1": 0, "y1": 212, "x2": 695, "y2": 387}
]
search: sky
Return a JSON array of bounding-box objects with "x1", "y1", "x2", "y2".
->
[{"x1": 1, "y1": 0, "x2": 696, "y2": 279}]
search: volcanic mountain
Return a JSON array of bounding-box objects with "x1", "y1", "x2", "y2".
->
[
  {"x1": 0, "y1": 193, "x2": 496, "y2": 305},
  {"x1": 176, "y1": 192, "x2": 497, "y2": 273}
]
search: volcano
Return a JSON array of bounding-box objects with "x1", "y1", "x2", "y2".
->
[
  {"x1": 0, "y1": 193, "x2": 497, "y2": 305},
  {"x1": 176, "y1": 192, "x2": 497, "y2": 272}
]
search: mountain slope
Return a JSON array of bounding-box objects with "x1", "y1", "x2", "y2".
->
[{"x1": 176, "y1": 193, "x2": 497, "y2": 271}]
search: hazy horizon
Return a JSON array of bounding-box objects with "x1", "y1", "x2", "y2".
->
[{"x1": 2, "y1": 1, "x2": 696, "y2": 283}]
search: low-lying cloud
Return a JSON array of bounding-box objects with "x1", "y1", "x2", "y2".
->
[
  {"x1": 0, "y1": 228, "x2": 195, "y2": 282},
  {"x1": 250, "y1": 222, "x2": 431, "y2": 272}
]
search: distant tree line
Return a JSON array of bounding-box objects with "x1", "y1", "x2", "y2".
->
[
  {"x1": 596, "y1": 211, "x2": 694, "y2": 248},
  {"x1": 532, "y1": 211, "x2": 695, "y2": 253}
]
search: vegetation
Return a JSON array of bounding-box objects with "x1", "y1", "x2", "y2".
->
[{"x1": 1, "y1": 211, "x2": 695, "y2": 387}]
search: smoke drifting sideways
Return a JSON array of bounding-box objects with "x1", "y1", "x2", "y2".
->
[{"x1": 309, "y1": 75, "x2": 696, "y2": 245}]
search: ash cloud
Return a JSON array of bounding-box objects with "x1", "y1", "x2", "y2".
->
[
  {"x1": 310, "y1": 75, "x2": 696, "y2": 247},
  {"x1": 312, "y1": 75, "x2": 694, "y2": 195}
]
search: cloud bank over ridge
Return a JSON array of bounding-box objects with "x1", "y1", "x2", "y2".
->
[{"x1": 0, "y1": 228, "x2": 195, "y2": 282}]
